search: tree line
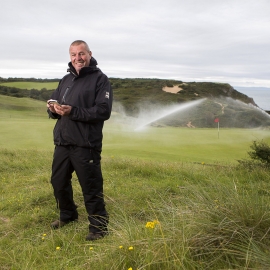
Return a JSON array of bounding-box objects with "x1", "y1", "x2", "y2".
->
[
  {"x1": 0, "y1": 85, "x2": 54, "y2": 101},
  {"x1": 0, "y1": 77, "x2": 59, "y2": 83}
]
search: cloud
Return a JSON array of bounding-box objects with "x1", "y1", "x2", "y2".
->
[{"x1": 0, "y1": 0, "x2": 270, "y2": 89}]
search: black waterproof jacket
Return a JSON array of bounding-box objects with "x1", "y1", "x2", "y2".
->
[{"x1": 47, "y1": 57, "x2": 113, "y2": 151}]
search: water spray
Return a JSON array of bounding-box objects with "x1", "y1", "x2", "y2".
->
[{"x1": 135, "y1": 98, "x2": 206, "y2": 131}]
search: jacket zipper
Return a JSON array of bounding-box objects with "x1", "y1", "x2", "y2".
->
[{"x1": 61, "y1": 87, "x2": 70, "y2": 105}]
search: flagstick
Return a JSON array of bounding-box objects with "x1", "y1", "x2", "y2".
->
[{"x1": 218, "y1": 121, "x2": 219, "y2": 139}]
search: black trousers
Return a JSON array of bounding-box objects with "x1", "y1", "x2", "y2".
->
[{"x1": 51, "y1": 145, "x2": 108, "y2": 233}]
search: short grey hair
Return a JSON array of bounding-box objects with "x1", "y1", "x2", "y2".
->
[{"x1": 70, "y1": 40, "x2": 90, "y2": 51}]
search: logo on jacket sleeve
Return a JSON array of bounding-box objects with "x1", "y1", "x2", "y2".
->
[{"x1": 105, "y1": 92, "x2": 110, "y2": 99}]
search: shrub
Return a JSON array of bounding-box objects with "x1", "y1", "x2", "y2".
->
[{"x1": 248, "y1": 140, "x2": 270, "y2": 165}]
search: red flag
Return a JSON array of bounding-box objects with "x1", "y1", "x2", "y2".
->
[{"x1": 214, "y1": 118, "x2": 219, "y2": 123}]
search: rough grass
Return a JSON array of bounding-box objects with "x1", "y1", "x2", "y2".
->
[{"x1": 0, "y1": 149, "x2": 270, "y2": 269}]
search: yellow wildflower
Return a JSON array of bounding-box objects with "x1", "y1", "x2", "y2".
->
[
  {"x1": 89, "y1": 247, "x2": 94, "y2": 250},
  {"x1": 119, "y1": 245, "x2": 123, "y2": 249},
  {"x1": 128, "y1": 246, "x2": 134, "y2": 251},
  {"x1": 56, "y1": 247, "x2": 61, "y2": 250},
  {"x1": 145, "y1": 221, "x2": 155, "y2": 229}
]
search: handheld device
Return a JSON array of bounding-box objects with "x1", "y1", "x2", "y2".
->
[{"x1": 48, "y1": 99, "x2": 61, "y2": 106}]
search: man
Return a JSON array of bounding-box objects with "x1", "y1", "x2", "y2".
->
[{"x1": 47, "y1": 40, "x2": 112, "y2": 241}]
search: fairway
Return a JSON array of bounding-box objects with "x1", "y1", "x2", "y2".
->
[
  {"x1": 103, "y1": 118, "x2": 270, "y2": 163},
  {"x1": 0, "y1": 81, "x2": 59, "y2": 90},
  {"x1": 1, "y1": 95, "x2": 269, "y2": 164}
]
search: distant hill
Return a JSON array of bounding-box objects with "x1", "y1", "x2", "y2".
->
[
  {"x1": 1, "y1": 77, "x2": 269, "y2": 128},
  {"x1": 109, "y1": 78, "x2": 270, "y2": 128}
]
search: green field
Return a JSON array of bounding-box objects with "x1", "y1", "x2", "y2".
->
[
  {"x1": 0, "y1": 81, "x2": 58, "y2": 90},
  {"x1": 1, "y1": 94, "x2": 270, "y2": 269},
  {"x1": 0, "y1": 94, "x2": 269, "y2": 164}
]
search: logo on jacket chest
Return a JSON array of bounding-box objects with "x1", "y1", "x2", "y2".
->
[{"x1": 105, "y1": 92, "x2": 110, "y2": 99}]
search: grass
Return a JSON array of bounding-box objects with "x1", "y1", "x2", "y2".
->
[
  {"x1": 104, "y1": 118, "x2": 270, "y2": 164},
  {"x1": 0, "y1": 81, "x2": 58, "y2": 90},
  {"x1": 1, "y1": 115, "x2": 269, "y2": 163},
  {"x1": 0, "y1": 150, "x2": 270, "y2": 269},
  {"x1": 0, "y1": 94, "x2": 270, "y2": 269}
]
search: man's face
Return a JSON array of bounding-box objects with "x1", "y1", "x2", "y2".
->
[{"x1": 69, "y1": 44, "x2": 92, "y2": 74}]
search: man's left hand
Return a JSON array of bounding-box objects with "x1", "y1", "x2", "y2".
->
[{"x1": 54, "y1": 104, "x2": 72, "y2": 116}]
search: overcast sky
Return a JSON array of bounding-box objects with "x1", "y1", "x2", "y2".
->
[{"x1": 1, "y1": 0, "x2": 269, "y2": 108}]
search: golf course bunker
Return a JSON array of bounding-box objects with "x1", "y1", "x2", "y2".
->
[{"x1": 162, "y1": 85, "x2": 183, "y2": 93}]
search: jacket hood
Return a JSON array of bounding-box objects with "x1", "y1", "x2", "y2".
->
[{"x1": 67, "y1": 57, "x2": 99, "y2": 77}]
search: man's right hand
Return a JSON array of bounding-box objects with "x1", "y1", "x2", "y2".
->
[{"x1": 47, "y1": 101, "x2": 57, "y2": 113}]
